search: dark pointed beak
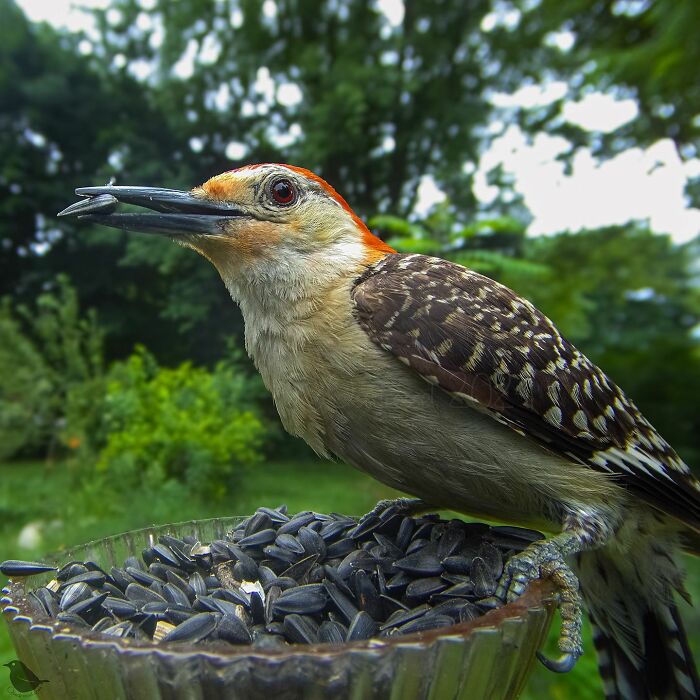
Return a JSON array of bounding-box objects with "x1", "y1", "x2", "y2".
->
[{"x1": 57, "y1": 185, "x2": 249, "y2": 236}]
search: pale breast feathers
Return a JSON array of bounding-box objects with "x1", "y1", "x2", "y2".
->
[{"x1": 352, "y1": 253, "x2": 700, "y2": 527}]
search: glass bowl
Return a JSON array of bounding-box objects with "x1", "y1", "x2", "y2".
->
[{"x1": 2, "y1": 516, "x2": 556, "y2": 700}]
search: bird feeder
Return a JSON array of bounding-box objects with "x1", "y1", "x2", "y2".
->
[{"x1": 2, "y1": 516, "x2": 556, "y2": 700}]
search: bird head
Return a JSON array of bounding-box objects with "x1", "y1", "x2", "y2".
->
[{"x1": 59, "y1": 164, "x2": 395, "y2": 300}]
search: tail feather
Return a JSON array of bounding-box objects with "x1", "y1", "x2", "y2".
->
[
  {"x1": 576, "y1": 530, "x2": 699, "y2": 700},
  {"x1": 591, "y1": 605, "x2": 699, "y2": 700}
]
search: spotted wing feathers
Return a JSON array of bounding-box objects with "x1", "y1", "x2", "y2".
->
[{"x1": 352, "y1": 253, "x2": 700, "y2": 528}]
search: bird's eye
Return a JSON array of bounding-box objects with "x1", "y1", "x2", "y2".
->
[{"x1": 270, "y1": 178, "x2": 296, "y2": 206}]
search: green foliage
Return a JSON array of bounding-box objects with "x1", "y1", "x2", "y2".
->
[
  {"x1": 90, "y1": 347, "x2": 267, "y2": 499},
  {"x1": 0, "y1": 276, "x2": 104, "y2": 460}
]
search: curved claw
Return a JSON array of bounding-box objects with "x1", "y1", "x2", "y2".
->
[{"x1": 536, "y1": 650, "x2": 580, "y2": 674}]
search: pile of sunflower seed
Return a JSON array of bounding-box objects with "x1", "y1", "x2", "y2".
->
[{"x1": 1, "y1": 506, "x2": 543, "y2": 647}]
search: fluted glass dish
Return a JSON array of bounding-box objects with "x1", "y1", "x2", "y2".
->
[{"x1": 1, "y1": 516, "x2": 556, "y2": 700}]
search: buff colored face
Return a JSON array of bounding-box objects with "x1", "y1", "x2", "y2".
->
[{"x1": 184, "y1": 166, "x2": 391, "y2": 275}]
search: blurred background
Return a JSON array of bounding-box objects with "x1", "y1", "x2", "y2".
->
[{"x1": 1, "y1": 0, "x2": 699, "y2": 696}]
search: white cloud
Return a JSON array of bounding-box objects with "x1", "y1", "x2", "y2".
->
[
  {"x1": 173, "y1": 39, "x2": 198, "y2": 79},
  {"x1": 490, "y1": 82, "x2": 568, "y2": 109},
  {"x1": 563, "y1": 93, "x2": 639, "y2": 133},
  {"x1": 414, "y1": 175, "x2": 445, "y2": 216},
  {"x1": 206, "y1": 83, "x2": 231, "y2": 111},
  {"x1": 479, "y1": 129, "x2": 700, "y2": 242},
  {"x1": 230, "y1": 8, "x2": 244, "y2": 28},
  {"x1": 377, "y1": 0, "x2": 404, "y2": 27},
  {"x1": 199, "y1": 34, "x2": 222, "y2": 65},
  {"x1": 262, "y1": 0, "x2": 277, "y2": 19},
  {"x1": 277, "y1": 82, "x2": 303, "y2": 107},
  {"x1": 269, "y1": 123, "x2": 302, "y2": 149},
  {"x1": 254, "y1": 66, "x2": 276, "y2": 105},
  {"x1": 382, "y1": 135, "x2": 395, "y2": 152},
  {"x1": 225, "y1": 141, "x2": 247, "y2": 160},
  {"x1": 17, "y1": 0, "x2": 108, "y2": 34}
]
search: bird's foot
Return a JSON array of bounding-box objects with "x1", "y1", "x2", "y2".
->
[
  {"x1": 495, "y1": 539, "x2": 583, "y2": 673},
  {"x1": 359, "y1": 497, "x2": 431, "y2": 525}
]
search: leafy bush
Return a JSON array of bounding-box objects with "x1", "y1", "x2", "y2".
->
[
  {"x1": 0, "y1": 276, "x2": 104, "y2": 460},
  {"x1": 91, "y1": 347, "x2": 267, "y2": 499}
]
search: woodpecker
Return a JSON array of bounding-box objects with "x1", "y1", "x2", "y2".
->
[{"x1": 59, "y1": 164, "x2": 700, "y2": 699}]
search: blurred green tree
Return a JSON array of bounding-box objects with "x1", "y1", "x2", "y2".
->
[{"x1": 0, "y1": 276, "x2": 104, "y2": 461}]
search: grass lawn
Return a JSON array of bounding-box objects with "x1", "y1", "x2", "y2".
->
[{"x1": 1, "y1": 459, "x2": 698, "y2": 698}]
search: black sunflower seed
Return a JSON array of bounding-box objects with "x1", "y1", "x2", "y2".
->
[
  {"x1": 442, "y1": 555, "x2": 470, "y2": 575},
  {"x1": 437, "y1": 527, "x2": 466, "y2": 559},
  {"x1": 124, "y1": 556, "x2": 143, "y2": 571},
  {"x1": 275, "y1": 533, "x2": 306, "y2": 554},
  {"x1": 188, "y1": 571, "x2": 207, "y2": 598},
  {"x1": 317, "y1": 620, "x2": 346, "y2": 644},
  {"x1": 325, "y1": 538, "x2": 356, "y2": 559},
  {"x1": 337, "y1": 550, "x2": 376, "y2": 578},
  {"x1": 57, "y1": 562, "x2": 88, "y2": 581},
  {"x1": 244, "y1": 511, "x2": 273, "y2": 537},
  {"x1": 255, "y1": 507, "x2": 290, "y2": 525},
  {"x1": 385, "y1": 571, "x2": 412, "y2": 592},
  {"x1": 151, "y1": 544, "x2": 182, "y2": 569},
  {"x1": 398, "y1": 613, "x2": 454, "y2": 635},
  {"x1": 164, "y1": 605, "x2": 195, "y2": 625},
  {"x1": 109, "y1": 567, "x2": 134, "y2": 591},
  {"x1": 471, "y1": 556, "x2": 497, "y2": 598},
  {"x1": 263, "y1": 545, "x2": 298, "y2": 565},
  {"x1": 297, "y1": 527, "x2": 326, "y2": 557},
  {"x1": 57, "y1": 611, "x2": 89, "y2": 627},
  {"x1": 353, "y1": 570, "x2": 383, "y2": 620},
  {"x1": 103, "y1": 596, "x2": 138, "y2": 619},
  {"x1": 212, "y1": 587, "x2": 250, "y2": 607},
  {"x1": 272, "y1": 584, "x2": 327, "y2": 616},
  {"x1": 282, "y1": 614, "x2": 319, "y2": 644},
  {"x1": 250, "y1": 591, "x2": 265, "y2": 625},
  {"x1": 67, "y1": 592, "x2": 108, "y2": 621},
  {"x1": 29, "y1": 588, "x2": 58, "y2": 617},
  {"x1": 126, "y1": 567, "x2": 162, "y2": 587},
  {"x1": 61, "y1": 570, "x2": 106, "y2": 589},
  {"x1": 323, "y1": 581, "x2": 359, "y2": 624},
  {"x1": 477, "y1": 542, "x2": 503, "y2": 580},
  {"x1": 238, "y1": 529, "x2": 276, "y2": 548},
  {"x1": 216, "y1": 615, "x2": 252, "y2": 644},
  {"x1": 459, "y1": 602, "x2": 482, "y2": 622},
  {"x1": 277, "y1": 512, "x2": 315, "y2": 536},
  {"x1": 161, "y1": 612, "x2": 218, "y2": 643},
  {"x1": 125, "y1": 582, "x2": 166, "y2": 605},
  {"x1": 163, "y1": 583, "x2": 191, "y2": 608},
  {"x1": 0, "y1": 560, "x2": 57, "y2": 577},
  {"x1": 319, "y1": 520, "x2": 350, "y2": 543},
  {"x1": 346, "y1": 611, "x2": 377, "y2": 641},
  {"x1": 405, "y1": 577, "x2": 447, "y2": 602},
  {"x1": 59, "y1": 582, "x2": 91, "y2": 610},
  {"x1": 347, "y1": 515, "x2": 381, "y2": 540},
  {"x1": 281, "y1": 554, "x2": 319, "y2": 582},
  {"x1": 394, "y1": 552, "x2": 443, "y2": 577},
  {"x1": 380, "y1": 604, "x2": 431, "y2": 631}
]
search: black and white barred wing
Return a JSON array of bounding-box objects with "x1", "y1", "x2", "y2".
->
[{"x1": 352, "y1": 253, "x2": 700, "y2": 529}]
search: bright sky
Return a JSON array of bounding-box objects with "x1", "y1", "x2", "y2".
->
[{"x1": 16, "y1": 0, "x2": 700, "y2": 243}]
